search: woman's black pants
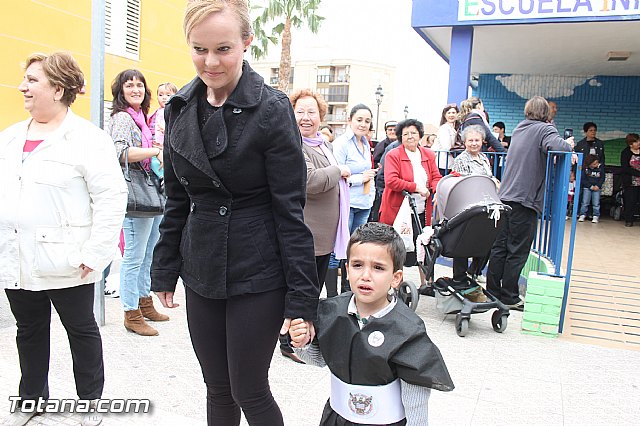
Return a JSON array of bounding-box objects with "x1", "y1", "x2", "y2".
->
[
  {"x1": 5, "y1": 284, "x2": 104, "y2": 403},
  {"x1": 624, "y1": 186, "x2": 640, "y2": 223},
  {"x1": 185, "y1": 286, "x2": 286, "y2": 426}
]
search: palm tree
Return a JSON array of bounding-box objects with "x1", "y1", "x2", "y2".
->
[{"x1": 251, "y1": 0, "x2": 324, "y2": 93}]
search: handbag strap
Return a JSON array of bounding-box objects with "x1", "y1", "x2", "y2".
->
[{"x1": 122, "y1": 147, "x2": 151, "y2": 182}]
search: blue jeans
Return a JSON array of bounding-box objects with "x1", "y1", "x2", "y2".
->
[
  {"x1": 348, "y1": 207, "x2": 371, "y2": 234},
  {"x1": 579, "y1": 188, "x2": 600, "y2": 217},
  {"x1": 120, "y1": 216, "x2": 162, "y2": 311}
]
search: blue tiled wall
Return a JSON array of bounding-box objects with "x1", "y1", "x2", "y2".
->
[{"x1": 473, "y1": 74, "x2": 640, "y2": 165}]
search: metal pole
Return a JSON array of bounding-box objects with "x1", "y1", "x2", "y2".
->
[
  {"x1": 375, "y1": 104, "x2": 380, "y2": 140},
  {"x1": 91, "y1": 0, "x2": 106, "y2": 326}
]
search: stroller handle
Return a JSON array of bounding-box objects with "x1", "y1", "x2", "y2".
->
[{"x1": 402, "y1": 190, "x2": 418, "y2": 210}]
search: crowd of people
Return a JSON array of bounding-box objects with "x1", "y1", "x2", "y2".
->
[{"x1": 1, "y1": 1, "x2": 638, "y2": 426}]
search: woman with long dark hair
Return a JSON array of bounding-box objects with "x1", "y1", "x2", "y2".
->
[
  {"x1": 109, "y1": 69, "x2": 169, "y2": 337},
  {"x1": 432, "y1": 103, "x2": 460, "y2": 175}
]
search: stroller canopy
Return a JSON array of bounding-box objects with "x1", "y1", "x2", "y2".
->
[{"x1": 435, "y1": 175, "x2": 501, "y2": 221}]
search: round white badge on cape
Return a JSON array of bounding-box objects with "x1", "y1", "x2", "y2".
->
[{"x1": 368, "y1": 331, "x2": 385, "y2": 347}]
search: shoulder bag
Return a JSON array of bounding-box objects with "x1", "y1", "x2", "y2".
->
[{"x1": 122, "y1": 147, "x2": 165, "y2": 217}]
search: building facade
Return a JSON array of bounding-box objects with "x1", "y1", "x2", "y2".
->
[
  {"x1": 0, "y1": 0, "x2": 195, "y2": 130},
  {"x1": 252, "y1": 59, "x2": 395, "y2": 138}
]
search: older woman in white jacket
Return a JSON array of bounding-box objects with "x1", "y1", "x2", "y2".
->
[{"x1": 0, "y1": 52, "x2": 127, "y2": 426}]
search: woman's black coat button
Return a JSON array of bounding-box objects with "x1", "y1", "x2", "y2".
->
[{"x1": 218, "y1": 206, "x2": 228, "y2": 216}]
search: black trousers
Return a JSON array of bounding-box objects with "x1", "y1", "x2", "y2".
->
[
  {"x1": 5, "y1": 284, "x2": 104, "y2": 402},
  {"x1": 623, "y1": 186, "x2": 640, "y2": 223},
  {"x1": 452, "y1": 257, "x2": 487, "y2": 282},
  {"x1": 185, "y1": 286, "x2": 286, "y2": 426},
  {"x1": 486, "y1": 202, "x2": 538, "y2": 305}
]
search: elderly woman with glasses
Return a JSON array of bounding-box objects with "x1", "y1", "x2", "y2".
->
[{"x1": 379, "y1": 119, "x2": 441, "y2": 267}]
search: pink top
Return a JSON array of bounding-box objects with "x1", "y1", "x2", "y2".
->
[{"x1": 23, "y1": 139, "x2": 44, "y2": 161}]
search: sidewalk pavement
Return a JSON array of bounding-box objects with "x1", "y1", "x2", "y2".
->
[{"x1": 1, "y1": 261, "x2": 639, "y2": 425}]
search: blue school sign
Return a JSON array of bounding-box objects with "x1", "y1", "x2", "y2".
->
[
  {"x1": 459, "y1": 0, "x2": 640, "y2": 21},
  {"x1": 413, "y1": 0, "x2": 640, "y2": 27},
  {"x1": 411, "y1": 0, "x2": 640, "y2": 103}
]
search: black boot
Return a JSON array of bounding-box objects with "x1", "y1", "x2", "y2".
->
[{"x1": 324, "y1": 268, "x2": 338, "y2": 298}]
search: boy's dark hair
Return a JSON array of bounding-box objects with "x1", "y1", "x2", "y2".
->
[
  {"x1": 584, "y1": 154, "x2": 599, "y2": 167},
  {"x1": 583, "y1": 122, "x2": 597, "y2": 132},
  {"x1": 347, "y1": 222, "x2": 406, "y2": 271}
]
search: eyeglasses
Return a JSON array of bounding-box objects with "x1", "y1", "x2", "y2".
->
[
  {"x1": 402, "y1": 131, "x2": 419, "y2": 137},
  {"x1": 295, "y1": 110, "x2": 318, "y2": 118}
]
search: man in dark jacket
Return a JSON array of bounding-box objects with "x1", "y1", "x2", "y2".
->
[
  {"x1": 372, "y1": 121, "x2": 398, "y2": 166},
  {"x1": 486, "y1": 96, "x2": 574, "y2": 311},
  {"x1": 369, "y1": 120, "x2": 398, "y2": 221}
]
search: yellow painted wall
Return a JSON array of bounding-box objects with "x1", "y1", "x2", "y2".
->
[{"x1": 0, "y1": 0, "x2": 194, "y2": 130}]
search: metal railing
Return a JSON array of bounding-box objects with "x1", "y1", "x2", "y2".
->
[
  {"x1": 536, "y1": 152, "x2": 582, "y2": 333},
  {"x1": 431, "y1": 149, "x2": 580, "y2": 332},
  {"x1": 431, "y1": 149, "x2": 507, "y2": 179}
]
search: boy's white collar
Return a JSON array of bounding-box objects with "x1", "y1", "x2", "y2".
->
[{"x1": 347, "y1": 295, "x2": 397, "y2": 321}]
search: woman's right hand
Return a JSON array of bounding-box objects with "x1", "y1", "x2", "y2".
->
[
  {"x1": 362, "y1": 168, "x2": 377, "y2": 183},
  {"x1": 154, "y1": 291, "x2": 180, "y2": 308},
  {"x1": 154, "y1": 147, "x2": 164, "y2": 169},
  {"x1": 415, "y1": 184, "x2": 430, "y2": 197},
  {"x1": 338, "y1": 165, "x2": 351, "y2": 178}
]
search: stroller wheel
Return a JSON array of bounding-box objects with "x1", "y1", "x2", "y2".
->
[
  {"x1": 491, "y1": 310, "x2": 508, "y2": 333},
  {"x1": 455, "y1": 314, "x2": 469, "y2": 337},
  {"x1": 397, "y1": 281, "x2": 420, "y2": 311}
]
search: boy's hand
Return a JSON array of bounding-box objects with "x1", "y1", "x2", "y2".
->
[
  {"x1": 287, "y1": 318, "x2": 315, "y2": 348},
  {"x1": 591, "y1": 185, "x2": 599, "y2": 191}
]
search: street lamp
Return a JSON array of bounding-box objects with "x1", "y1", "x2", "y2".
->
[
  {"x1": 374, "y1": 85, "x2": 383, "y2": 139},
  {"x1": 404, "y1": 105, "x2": 409, "y2": 119}
]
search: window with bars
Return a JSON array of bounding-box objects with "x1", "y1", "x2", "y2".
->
[{"x1": 105, "y1": 0, "x2": 141, "y2": 60}]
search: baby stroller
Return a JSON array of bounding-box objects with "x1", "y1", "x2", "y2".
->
[{"x1": 403, "y1": 174, "x2": 512, "y2": 337}]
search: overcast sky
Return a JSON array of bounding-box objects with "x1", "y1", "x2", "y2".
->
[{"x1": 253, "y1": 0, "x2": 451, "y2": 127}]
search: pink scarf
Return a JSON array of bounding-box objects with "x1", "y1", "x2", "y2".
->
[
  {"x1": 303, "y1": 132, "x2": 350, "y2": 260},
  {"x1": 127, "y1": 107, "x2": 153, "y2": 170}
]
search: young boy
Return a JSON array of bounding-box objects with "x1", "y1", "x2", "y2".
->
[
  {"x1": 289, "y1": 222, "x2": 454, "y2": 426},
  {"x1": 578, "y1": 154, "x2": 605, "y2": 223},
  {"x1": 148, "y1": 82, "x2": 177, "y2": 179},
  {"x1": 148, "y1": 82, "x2": 178, "y2": 147},
  {"x1": 566, "y1": 170, "x2": 576, "y2": 220}
]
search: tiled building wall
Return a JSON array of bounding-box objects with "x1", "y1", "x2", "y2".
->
[{"x1": 474, "y1": 74, "x2": 640, "y2": 165}]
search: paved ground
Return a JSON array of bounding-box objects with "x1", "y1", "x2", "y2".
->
[{"x1": 1, "y1": 216, "x2": 638, "y2": 425}]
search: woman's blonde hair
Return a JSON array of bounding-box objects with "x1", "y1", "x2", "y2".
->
[
  {"x1": 459, "y1": 97, "x2": 482, "y2": 121},
  {"x1": 289, "y1": 89, "x2": 328, "y2": 121},
  {"x1": 24, "y1": 52, "x2": 84, "y2": 106},
  {"x1": 184, "y1": 0, "x2": 252, "y2": 41}
]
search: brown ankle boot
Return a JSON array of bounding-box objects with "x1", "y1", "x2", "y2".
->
[
  {"x1": 124, "y1": 309, "x2": 159, "y2": 336},
  {"x1": 139, "y1": 296, "x2": 169, "y2": 321}
]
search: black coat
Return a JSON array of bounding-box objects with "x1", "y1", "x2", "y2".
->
[
  {"x1": 620, "y1": 147, "x2": 640, "y2": 188},
  {"x1": 151, "y1": 62, "x2": 319, "y2": 320},
  {"x1": 575, "y1": 137, "x2": 605, "y2": 166}
]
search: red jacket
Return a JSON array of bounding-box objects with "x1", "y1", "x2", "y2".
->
[{"x1": 379, "y1": 146, "x2": 442, "y2": 226}]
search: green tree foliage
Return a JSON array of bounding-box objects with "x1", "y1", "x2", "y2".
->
[{"x1": 250, "y1": 0, "x2": 324, "y2": 93}]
